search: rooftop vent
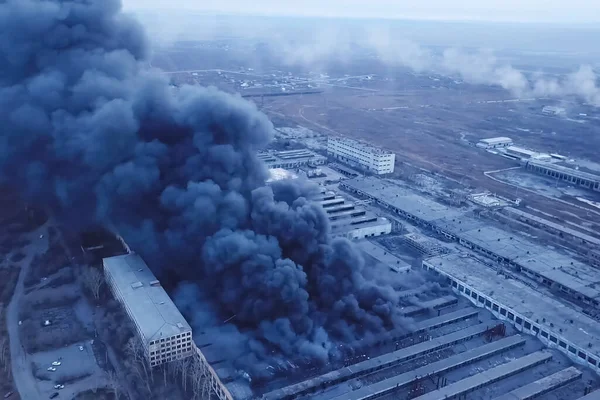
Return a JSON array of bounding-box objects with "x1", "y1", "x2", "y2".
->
[
  {"x1": 177, "y1": 323, "x2": 185, "y2": 329},
  {"x1": 131, "y1": 282, "x2": 143, "y2": 289},
  {"x1": 150, "y1": 280, "x2": 161, "y2": 287}
]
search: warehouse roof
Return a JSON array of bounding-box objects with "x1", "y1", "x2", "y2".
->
[
  {"x1": 480, "y1": 137, "x2": 513, "y2": 144},
  {"x1": 425, "y1": 253, "x2": 600, "y2": 358},
  {"x1": 529, "y1": 159, "x2": 600, "y2": 182},
  {"x1": 342, "y1": 177, "x2": 464, "y2": 222},
  {"x1": 103, "y1": 254, "x2": 191, "y2": 344},
  {"x1": 433, "y1": 217, "x2": 600, "y2": 301}
]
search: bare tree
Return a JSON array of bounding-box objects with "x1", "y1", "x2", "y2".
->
[
  {"x1": 107, "y1": 370, "x2": 120, "y2": 400},
  {"x1": 126, "y1": 337, "x2": 152, "y2": 394},
  {"x1": 81, "y1": 266, "x2": 104, "y2": 301}
]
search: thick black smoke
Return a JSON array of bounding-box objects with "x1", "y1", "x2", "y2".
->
[{"x1": 0, "y1": 0, "x2": 419, "y2": 377}]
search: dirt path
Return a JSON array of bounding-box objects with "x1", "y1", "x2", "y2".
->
[{"x1": 7, "y1": 224, "x2": 49, "y2": 400}]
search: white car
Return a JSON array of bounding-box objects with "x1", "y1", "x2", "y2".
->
[
  {"x1": 79, "y1": 346, "x2": 84, "y2": 351},
  {"x1": 47, "y1": 367, "x2": 56, "y2": 372},
  {"x1": 53, "y1": 384, "x2": 64, "y2": 390},
  {"x1": 51, "y1": 361, "x2": 61, "y2": 366}
]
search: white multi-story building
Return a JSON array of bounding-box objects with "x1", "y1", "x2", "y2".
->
[
  {"x1": 103, "y1": 254, "x2": 194, "y2": 367},
  {"x1": 327, "y1": 137, "x2": 395, "y2": 174}
]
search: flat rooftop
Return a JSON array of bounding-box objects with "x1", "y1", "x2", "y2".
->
[
  {"x1": 425, "y1": 253, "x2": 600, "y2": 358},
  {"x1": 529, "y1": 159, "x2": 600, "y2": 181},
  {"x1": 342, "y1": 177, "x2": 465, "y2": 222},
  {"x1": 103, "y1": 254, "x2": 191, "y2": 343},
  {"x1": 328, "y1": 137, "x2": 394, "y2": 156},
  {"x1": 343, "y1": 177, "x2": 600, "y2": 303},
  {"x1": 504, "y1": 207, "x2": 600, "y2": 247},
  {"x1": 433, "y1": 216, "x2": 600, "y2": 302}
]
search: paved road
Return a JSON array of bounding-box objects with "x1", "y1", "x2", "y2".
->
[{"x1": 7, "y1": 226, "x2": 49, "y2": 400}]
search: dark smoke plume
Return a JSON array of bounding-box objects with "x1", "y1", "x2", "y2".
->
[{"x1": 0, "y1": 0, "x2": 420, "y2": 378}]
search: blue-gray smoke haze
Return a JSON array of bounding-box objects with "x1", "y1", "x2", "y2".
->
[{"x1": 0, "y1": 0, "x2": 423, "y2": 378}]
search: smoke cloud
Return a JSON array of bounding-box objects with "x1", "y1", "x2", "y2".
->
[
  {"x1": 270, "y1": 25, "x2": 600, "y2": 105},
  {"x1": 0, "y1": 0, "x2": 424, "y2": 381}
]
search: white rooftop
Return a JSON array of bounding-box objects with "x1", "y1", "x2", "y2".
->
[
  {"x1": 479, "y1": 137, "x2": 513, "y2": 144},
  {"x1": 103, "y1": 254, "x2": 191, "y2": 343},
  {"x1": 426, "y1": 253, "x2": 600, "y2": 358},
  {"x1": 328, "y1": 136, "x2": 393, "y2": 155}
]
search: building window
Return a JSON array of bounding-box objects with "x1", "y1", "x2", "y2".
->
[
  {"x1": 559, "y1": 340, "x2": 567, "y2": 349},
  {"x1": 492, "y1": 304, "x2": 499, "y2": 312},
  {"x1": 485, "y1": 300, "x2": 492, "y2": 308},
  {"x1": 579, "y1": 351, "x2": 587, "y2": 360},
  {"x1": 465, "y1": 289, "x2": 471, "y2": 295},
  {"x1": 569, "y1": 346, "x2": 577, "y2": 354},
  {"x1": 500, "y1": 308, "x2": 507, "y2": 316},
  {"x1": 532, "y1": 326, "x2": 539, "y2": 334},
  {"x1": 515, "y1": 317, "x2": 523, "y2": 325},
  {"x1": 507, "y1": 312, "x2": 514, "y2": 320},
  {"x1": 589, "y1": 357, "x2": 597, "y2": 366},
  {"x1": 524, "y1": 321, "x2": 531, "y2": 330}
]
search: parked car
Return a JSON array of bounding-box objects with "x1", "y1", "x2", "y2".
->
[
  {"x1": 47, "y1": 367, "x2": 56, "y2": 372},
  {"x1": 49, "y1": 393, "x2": 59, "y2": 399},
  {"x1": 4, "y1": 391, "x2": 14, "y2": 399},
  {"x1": 51, "y1": 361, "x2": 61, "y2": 366},
  {"x1": 53, "y1": 384, "x2": 64, "y2": 390}
]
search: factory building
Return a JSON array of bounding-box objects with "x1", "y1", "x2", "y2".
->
[
  {"x1": 476, "y1": 137, "x2": 513, "y2": 149},
  {"x1": 257, "y1": 149, "x2": 326, "y2": 169},
  {"x1": 327, "y1": 137, "x2": 395, "y2": 174},
  {"x1": 504, "y1": 146, "x2": 551, "y2": 161},
  {"x1": 103, "y1": 254, "x2": 194, "y2": 367},
  {"x1": 341, "y1": 177, "x2": 600, "y2": 307},
  {"x1": 526, "y1": 160, "x2": 600, "y2": 192},
  {"x1": 319, "y1": 194, "x2": 392, "y2": 240},
  {"x1": 423, "y1": 253, "x2": 600, "y2": 374}
]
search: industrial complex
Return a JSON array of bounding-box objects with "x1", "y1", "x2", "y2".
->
[{"x1": 98, "y1": 139, "x2": 600, "y2": 400}]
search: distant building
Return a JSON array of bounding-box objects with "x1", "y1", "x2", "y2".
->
[
  {"x1": 257, "y1": 149, "x2": 326, "y2": 170},
  {"x1": 504, "y1": 146, "x2": 550, "y2": 161},
  {"x1": 542, "y1": 106, "x2": 566, "y2": 116},
  {"x1": 327, "y1": 137, "x2": 395, "y2": 175},
  {"x1": 526, "y1": 159, "x2": 600, "y2": 192},
  {"x1": 476, "y1": 137, "x2": 513, "y2": 149},
  {"x1": 103, "y1": 254, "x2": 194, "y2": 367}
]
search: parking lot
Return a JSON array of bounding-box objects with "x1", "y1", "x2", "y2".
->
[{"x1": 30, "y1": 340, "x2": 108, "y2": 399}]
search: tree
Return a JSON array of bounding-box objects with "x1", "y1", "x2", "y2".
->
[
  {"x1": 107, "y1": 370, "x2": 120, "y2": 400},
  {"x1": 81, "y1": 266, "x2": 104, "y2": 301}
]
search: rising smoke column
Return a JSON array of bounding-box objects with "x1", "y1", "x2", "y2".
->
[{"x1": 0, "y1": 0, "x2": 414, "y2": 371}]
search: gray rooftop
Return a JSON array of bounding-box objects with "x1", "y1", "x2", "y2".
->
[
  {"x1": 504, "y1": 207, "x2": 600, "y2": 246},
  {"x1": 342, "y1": 177, "x2": 464, "y2": 222},
  {"x1": 342, "y1": 177, "x2": 600, "y2": 302},
  {"x1": 529, "y1": 159, "x2": 600, "y2": 182},
  {"x1": 433, "y1": 217, "x2": 600, "y2": 301},
  {"x1": 425, "y1": 253, "x2": 600, "y2": 358},
  {"x1": 103, "y1": 254, "x2": 192, "y2": 344}
]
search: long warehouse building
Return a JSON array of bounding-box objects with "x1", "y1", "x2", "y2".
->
[
  {"x1": 422, "y1": 253, "x2": 600, "y2": 374},
  {"x1": 341, "y1": 176, "x2": 600, "y2": 307}
]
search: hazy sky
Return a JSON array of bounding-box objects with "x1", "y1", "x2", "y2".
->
[{"x1": 122, "y1": 0, "x2": 600, "y2": 23}]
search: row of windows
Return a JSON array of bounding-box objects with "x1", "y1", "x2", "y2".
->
[
  {"x1": 150, "y1": 346, "x2": 192, "y2": 361},
  {"x1": 150, "y1": 342, "x2": 192, "y2": 356},
  {"x1": 430, "y1": 266, "x2": 600, "y2": 370},
  {"x1": 527, "y1": 164, "x2": 600, "y2": 190},
  {"x1": 149, "y1": 332, "x2": 191, "y2": 346}
]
